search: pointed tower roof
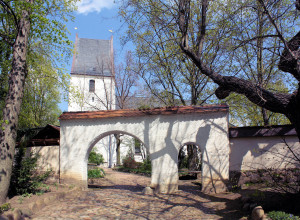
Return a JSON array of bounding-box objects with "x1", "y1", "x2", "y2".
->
[{"x1": 71, "y1": 34, "x2": 113, "y2": 76}]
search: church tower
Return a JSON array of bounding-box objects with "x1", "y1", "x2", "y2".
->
[{"x1": 68, "y1": 34, "x2": 115, "y2": 111}]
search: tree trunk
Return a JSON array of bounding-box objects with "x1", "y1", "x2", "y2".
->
[
  {"x1": 287, "y1": 90, "x2": 300, "y2": 141},
  {"x1": 187, "y1": 145, "x2": 199, "y2": 171},
  {"x1": 256, "y1": 3, "x2": 270, "y2": 127},
  {"x1": 261, "y1": 108, "x2": 269, "y2": 126},
  {"x1": 114, "y1": 134, "x2": 121, "y2": 166},
  {"x1": 178, "y1": 147, "x2": 185, "y2": 169},
  {"x1": 0, "y1": 4, "x2": 31, "y2": 204}
]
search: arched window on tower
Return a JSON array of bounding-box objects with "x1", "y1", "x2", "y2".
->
[{"x1": 89, "y1": 80, "x2": 95, "y2": 92}]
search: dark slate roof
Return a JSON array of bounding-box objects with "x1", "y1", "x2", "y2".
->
[
  {"x1": 229, "y1": 124, "x2": 296, "y2": 138},
  {"x1": 27, "y1": 124, "x2": 60, "y2": 147},
  {"x1": 31, "y1": 124, "x2": 60, "y2": 139},
  {"x1": 71, "y1": 36, "x2": 113, "y2": 76}
]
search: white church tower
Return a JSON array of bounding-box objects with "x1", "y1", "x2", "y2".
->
[
  {"x1": 68, "y1": 34, "x2": 115, "y2": 111},
  {"x1": 68, "y1": 34, "x2": 116, "y2": 167}
]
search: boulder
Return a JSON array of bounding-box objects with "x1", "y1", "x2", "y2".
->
[
  {"x1": 142, "y1": 186, "x2": 153, "y2": 195},
  {"x1": 251, "y1": 206, "x2": 264, "y2": 220}
]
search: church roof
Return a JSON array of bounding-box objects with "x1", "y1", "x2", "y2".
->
[{"x1": 71, "y1": 35, "x2": 113, "y2": 76}]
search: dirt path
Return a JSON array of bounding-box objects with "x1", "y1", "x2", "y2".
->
[{"x1": 31, "y1": 169, "x2": 245, "y2": 219}]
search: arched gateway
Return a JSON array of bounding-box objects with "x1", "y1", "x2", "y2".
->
[{"x1": 59, "y1": 105, "x2": 230, "y2": 194}]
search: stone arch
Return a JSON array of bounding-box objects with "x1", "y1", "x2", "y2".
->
[
  {"x1": 59, "y1": 105, "x2": 230, "y2": 194},
  {"x1": 81, "y1": 130, "x2": 149, "y2": 184},
  {"x1": 85, "y1": 129, "x2": 149, "y2": 165}
]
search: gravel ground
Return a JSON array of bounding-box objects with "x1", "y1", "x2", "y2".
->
[{"x1": 31, "y1": 169, "x2": 245, "y2": 220}]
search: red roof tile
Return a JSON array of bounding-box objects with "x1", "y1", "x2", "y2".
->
[{"x1": 59, "y1": 105, "x2": 228, "y2": 120}]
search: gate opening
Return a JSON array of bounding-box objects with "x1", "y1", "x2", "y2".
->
[
  {"x1": 87, "y1": 132, "x2": 149, "y2": 189},
  {"x1": 178, "y1": 144, "x2": 202, "y2": 184}
]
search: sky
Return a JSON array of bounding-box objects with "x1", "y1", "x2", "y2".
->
[{"x1": 59, "y1": 0, "x2": 130, "y2": 111}]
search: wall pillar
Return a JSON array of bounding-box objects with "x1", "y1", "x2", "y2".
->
[
  {"x1": 149, "y1": 143, "x2": 179, "y2": 194},
  {"x1": 201, "y1": 150, "x2": 229, "y2": 193},
  {"x1": 59, "y1": 129, "x2": 88, "y2": 188}
]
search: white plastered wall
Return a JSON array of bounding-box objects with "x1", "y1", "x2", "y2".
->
[
  {"x1": 60, "y1": 111, "x2": 230, "y2": 193},
  {"x1": 68, "y1": 74, "x2": 116, "y2": 111},
  {"x1": 26, "y1": 146, "x2": 60, "y2": 174},
  {"x1": 230, "y1": 136, "x2": 300, "y2": 171}
]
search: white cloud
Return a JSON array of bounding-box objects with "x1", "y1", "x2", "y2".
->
[{"x1": 76, "y1": 0, "x2": 116, "y2": 14}]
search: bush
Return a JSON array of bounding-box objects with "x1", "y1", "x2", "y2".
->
[
  {"x1": 179, "y1": 156, "x2": 189, "y2": 169},
  {"x1": 88, "y1": 168, "x2": 105, "y2": 178},
  {"x1": 140, "y1": 156, "x2": 151, "y2": 172},
  {"x1": 0, "y1": 203, "x2": 11, "y2": 214},
  {"x1": 88, "y1": 149, "x2": 104, "y2": 165},
  {"x1": 123, "y1": 155, "x2": 139, "y2": 169},
  {"x1": 9, "y1": 147, "x2": 51, "y2": 196},
  {"x1": 268, "y1": 211, "x2": 300, "y2": 220},
  {"x1": 116, "y1": 156, "x2": 151, "y2": 176}
]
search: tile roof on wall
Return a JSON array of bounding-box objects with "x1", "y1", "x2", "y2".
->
[{"x1": 59, "y1": 105, "x2": 229, "y2": 120}]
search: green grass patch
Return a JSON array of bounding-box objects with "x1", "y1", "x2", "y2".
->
[
  {"x1": 115, "y1": 166, "x2": 152, "y2": 176},
  {"x1": 267, "y1": 211, "x2": 300, "y2": 220},
  {"x1": 88, "y1": 168, "x2": 105, "y2": 178}
]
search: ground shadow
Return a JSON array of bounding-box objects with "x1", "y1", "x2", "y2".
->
[
  {"x1": 234, "y1": 187, "x2": 300, "y2": 216},
  {"x1": 177, "y1": 181, "x2": 246, "y2": 219},
  {"x1": 89, "y1": 177, "x2": 247, "y2": 219},
  {"x1": 88, "y1": 184, "x2": 145, "y2": 193}
]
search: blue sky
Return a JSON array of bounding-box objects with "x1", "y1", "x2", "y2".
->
[{"x1": 60, "y1": 0, "x2": 130, "y2": 111}]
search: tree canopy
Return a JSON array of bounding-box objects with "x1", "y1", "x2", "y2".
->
[
  {"x1": 176, "y1": 0, "x2": 300, "y2": 134},
  {"x1": 119, "y1": 0, "x2": 299, "y2": 127},
  {"x1": 119, "y1": 0, "x2": 216, "y2": 106},
  {"x1": 0, "y1": 0, "x2": 78, "y2": 204}
]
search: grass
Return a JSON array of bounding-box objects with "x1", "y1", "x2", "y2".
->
[{"x1": 114, "y1": 166, "x2": 151, "y2": 176}]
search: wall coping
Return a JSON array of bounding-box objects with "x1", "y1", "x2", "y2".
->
[
  {"x1": 229, "y1": 124, "x2": 296, "y2": 138},
  {"x1": 59, "y1": 105, "x2": 229, "y2": 120}
]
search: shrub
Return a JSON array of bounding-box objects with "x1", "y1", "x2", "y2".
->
[
  {"x1": 88, "y1": 168, "x2": 105, "y2": 178},
  {"x1": 140, "y1": 156, "x2": 151, "y2": 172},
  {"x1": 9, "y1": 147, "x2": 52, "y2": 196},
  {"x1": 179, "y1": 156, "x2": 189, "y2": 169},
  {"x1": 116, "y1": 156, "x2": 151, "y2": 176},
  {"x1": 88, "y1": 149, "x2": 104, "y2": 165},
  {"x1": 123, "y1": 156, "x2": 139, "y2": 169},
  {"x1": 268, "y1": 211, "x2": 300, "y2": 220},
  {"x1": 0, "y1": 203, "x2": 11, "y2": 214}
]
